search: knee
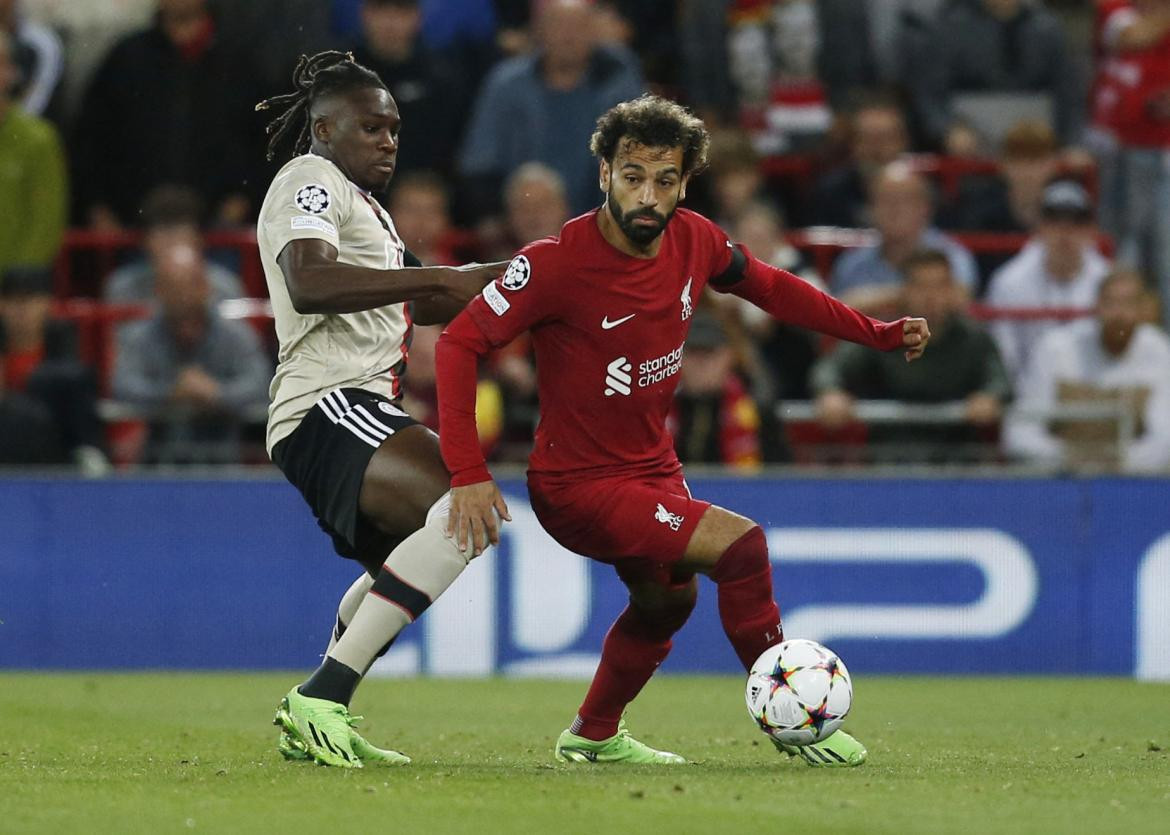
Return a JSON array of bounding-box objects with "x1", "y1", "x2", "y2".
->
[
  {"x1": 630, "y1": 580, "x2": 698, "y2": 635},
  {"x1": 709, "y1": 525, "x2": 769, "y2": 585}
]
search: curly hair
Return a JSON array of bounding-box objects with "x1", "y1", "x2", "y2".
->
[
  {"x1": 255, "y1": 51, "x2": 387, "y2": 161},
  {"x1": 590, "y1": 94, "x2": 710, "y2": 176}
]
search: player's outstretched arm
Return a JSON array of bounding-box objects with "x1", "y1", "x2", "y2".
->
[
  {"x1": 712, "y1": 244, "x2": 930, "y2": 361},
  {"x1": 277, "y1": 238, "x2": 506, "y2": 315},
  {"x1": 435, "y1": 310, "x2": 512, "y2": 556}
]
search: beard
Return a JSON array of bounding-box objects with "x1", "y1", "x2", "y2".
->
[{"x1": 607, "y1": 196, "x2": 676, "y2": 245}]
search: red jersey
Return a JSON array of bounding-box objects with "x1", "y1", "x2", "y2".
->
[
  {"x1": 1091, "y1": 0, "x2": 1170, "y2": 147},
  {"x1": 436, "y1": 209, "x2": 905, "y2": 486}
]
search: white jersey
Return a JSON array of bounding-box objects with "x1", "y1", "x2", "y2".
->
[{"x1": 257, "y1": 153, "x2": 410, "y2": 453}]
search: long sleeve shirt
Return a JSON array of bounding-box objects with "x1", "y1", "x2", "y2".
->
[{"x1": 1004, "y1": 319, "x2": 1170, "y2": 472}]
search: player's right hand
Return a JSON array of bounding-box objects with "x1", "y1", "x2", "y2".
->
[
  {"x1": 442, "y1": 261, "x2": 509, "y2": 305},
  {"x1": 447, "y1": 480, "x2": 512, "y2": 558}
]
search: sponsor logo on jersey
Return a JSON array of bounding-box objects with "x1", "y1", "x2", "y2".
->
[
  {"x1": 483, "y1": 282, "x2": 511, "y2": 315},
  {"x1": 294, "y1": 184, "x2": 331, "y2": 215},
  {"x1": 603, "y1": 341, "x2": 685, "y2": 396},
  {"x1": 604, "y1": 357, "x2": 633, "y2": 396},
  {"x1": 290, "y1": 215, "x2": 337, "y2": 236},
  {"x1": 680, "y1": 277, "x2": 694, "y2": 321},
  {"x1": 655, "y1": 503, "x2": 684, "y2": 531},
  {"x1": 501, "y1": 255, "x2": 531, "y2": 290},
  {"x1": 601, "y1": 313, "x2": 636, "y2": 330}
]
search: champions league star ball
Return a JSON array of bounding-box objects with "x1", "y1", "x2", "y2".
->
[{"x1": 745, "y1": 639, "x2": 853, "y2": 746}]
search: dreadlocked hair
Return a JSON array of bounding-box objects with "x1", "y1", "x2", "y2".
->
[{"x1": 255, "y1": 50, "x2": 388, "y2": 161}]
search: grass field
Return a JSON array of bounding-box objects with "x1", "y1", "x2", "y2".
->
[{"x1": 1, "y1": 674, "x2": 1167, "y2": 834}]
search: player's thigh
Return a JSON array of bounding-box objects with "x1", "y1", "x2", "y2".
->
[
  {"x1": 678, "y1": 504, "x2": 758, "y2": 574},
  {"x1": 358, "y1": 424, "x2": 450, "y2": 539}
]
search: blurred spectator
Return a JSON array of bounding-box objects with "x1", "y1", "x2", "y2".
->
[
  {"x1": 401, "y1": 323, "x2": 502, "y2": 455},
  {"x1": 72, "y1": 0, "x2": 262, "y2": 229},
  {"x1": 669, "y1": 312, "x2": 762, "y2": 470},
  {"x1": 812, "y1": 249, "x2": 1011, "y2": 463},
  {"x1": 480, "y1": 161, "x2": 572, "y2": 261},
  {"x1": 829, "y1": 163, "x2": 978, "y2": 312},
  {"x1": 112, "y1": 243, "x2": 270, "y2": 463},
  {"x1": 1, "y1": 0, "x2": 63, "y2": 118},
  {"x1": 0, "y1": 29, "x2": 65, "y2": 281},
  {"x1": 505, "y1": 162, "x2": 571, "y2": 247},
  {"x1": 702, "y1": 128, "x2": 774, "y2": 229},
  {"x1": 906, "y1": 0, "x2": 1083, "y2": 152},
  {"x1": 0, "y1": 353, "x2": 61, "y2": 464},
  {"x1": 351, "y1": 0, "x2": 467, "y2": 178},
  {"x1": 1004, "y1": 269, "x2": 1170, "y2": 472},
  {"x1": 728, "y1": 201, "x2": 822, "y2": 400},
  {"x1": 0, "y1": 266, "x2": 104, "y2": 468},
  {"x1": 943, "y1": 119, "x2": 1060, "y2": 234},
  {"x1": 387, "y1": 171, "x2": 456, "y2": 266},
  {"x1": 866, "y1": 0, "x2": 946, "y2": 87},
  {"x1": 457, "y1": 0, "x2": 643, "y2": 219},
  {"x1": 811, "y1": 96, "x2": 910, "y2": 228},
  {"x1": 103, "y1": 186, "x2": 244, "y2": 304},
  {"x1": 1090, "y1": 0, "x2": 1170, "y2": 328},
  {"x1": 985, "y1": 179, "x2": 1111, "y2": 380},
  {"x1": 678, "y1": 0, "x2": 735, "y2": 124}
]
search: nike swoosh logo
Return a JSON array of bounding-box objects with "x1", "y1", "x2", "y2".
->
[{"x1": 601, "y1": 314, "x2": 636, "y2": 329}]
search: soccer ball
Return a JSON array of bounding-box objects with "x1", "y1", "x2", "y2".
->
[{"x1": 745, "y1": 639, "x2": 853, "y2": 746}]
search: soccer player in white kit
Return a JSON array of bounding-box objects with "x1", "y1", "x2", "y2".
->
[{"x1": 254, "y1": 51, "x2": 506, "y2": 768}]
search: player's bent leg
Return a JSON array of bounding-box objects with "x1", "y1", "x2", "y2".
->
[
  {"x1": 683, "y1": 508, "x2": 868, "y2": 768},
  {"x1": 681, "y1": 506, "x2": 784, "y2": 670},
  {"x1": 557, "y1": 574, "x2": 695, "y2": 765}
]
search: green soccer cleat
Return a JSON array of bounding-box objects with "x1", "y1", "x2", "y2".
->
[
  {"x1": 346, "y1": 717, "x2": 411, "y2": 766},
  {"x1": 555, "y1": 721, "x2": 686, "y2": 765},
  {"x1": 773, "y1": 729, "x2": 868, "y2": 767},
  {"x1": 273, "y1": 688, "x2": 362, "y2": 768},
  {"x1": 277, "y1": 729, "x2": 311, "y2": 761}
]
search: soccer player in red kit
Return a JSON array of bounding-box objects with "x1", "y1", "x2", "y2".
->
[{"x1": 435, "y1": 96, "x2": 930, "y2": 766}]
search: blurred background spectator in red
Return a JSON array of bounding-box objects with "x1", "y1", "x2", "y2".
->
[
  {"x1": 456, "y1": 0, "x2": 643, "y2": 222},
  {"x1": 1004, "y1": 268, "x2": 1170, "y2": 472},
  {"x1": 670, "y1": 311, "x2": 762, "y2": 471},
  {"x1": 0, "y1": 0, "x2": 63, "y2": 120},
  {"x1": 985, "y1": 179, "x2": 1111, "y2": 380},
  {"x1": 811, "y1": 95, "x2": 911, "y2": 229},
  {"x1": 1089, "y1": 0, "x2": 1170, "y2": 328},
  {"x1": 829, "y1": 163, "x2": 978, "y2": 313},
  {"x1": 813, "y1": 249, "x2": 1010, "y2": 463},
  {"x1": 1, "y1": 266, "x2": 104, "y2": 469},
  {"x1": 387, "y1": 171, "x2": 457, "y2": 266},
  {"x1": 111, "y1": 241, "x2": 270, "y2": 463},
  {"x1": 103, "y1": 186, "x2": 244, "y2": 304},
  {"x1": 0, "y1": 29, "x2": 66, "y2": 282},
  {"x1": 70, "y1": 0, "x2": 262, "y2": 230},
  {"x1": 906, "y1": 0, "x2": 1084, "y2": 154}
]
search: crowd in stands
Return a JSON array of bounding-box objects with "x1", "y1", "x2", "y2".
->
[{"x1": 2, "y1": 0, "x2": 1170, "y2": 474}]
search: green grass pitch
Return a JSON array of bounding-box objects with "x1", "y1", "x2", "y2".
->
[{"x1": 1, "y1": 674, "x2": 1167, "y2": 834}]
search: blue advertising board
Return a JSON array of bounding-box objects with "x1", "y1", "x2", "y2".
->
[{"x1": 0, "y1": 476, "x2": 1167, "y2": 679}]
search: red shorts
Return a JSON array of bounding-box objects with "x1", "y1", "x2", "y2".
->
[{"x1": 527, "y1": 466, "x2": 711, "y2": 588}]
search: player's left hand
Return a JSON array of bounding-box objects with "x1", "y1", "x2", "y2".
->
[
  {"x1": 448, "y1": 480, "x2": 512, "y2": 558},
  {"x1": 902, "y1": 317, "x2": 930, "y2": 362}
]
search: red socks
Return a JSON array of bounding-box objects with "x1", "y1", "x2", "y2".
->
[
  {"x1": 710, "y1": 526, "x2": 783, "y2": 670},
  {"x1": 573, "y1": 526, "x2": 781, "y2": 740},
  {"x1": 573, "y1": 593, "x2": 695, "y2": 741}
]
